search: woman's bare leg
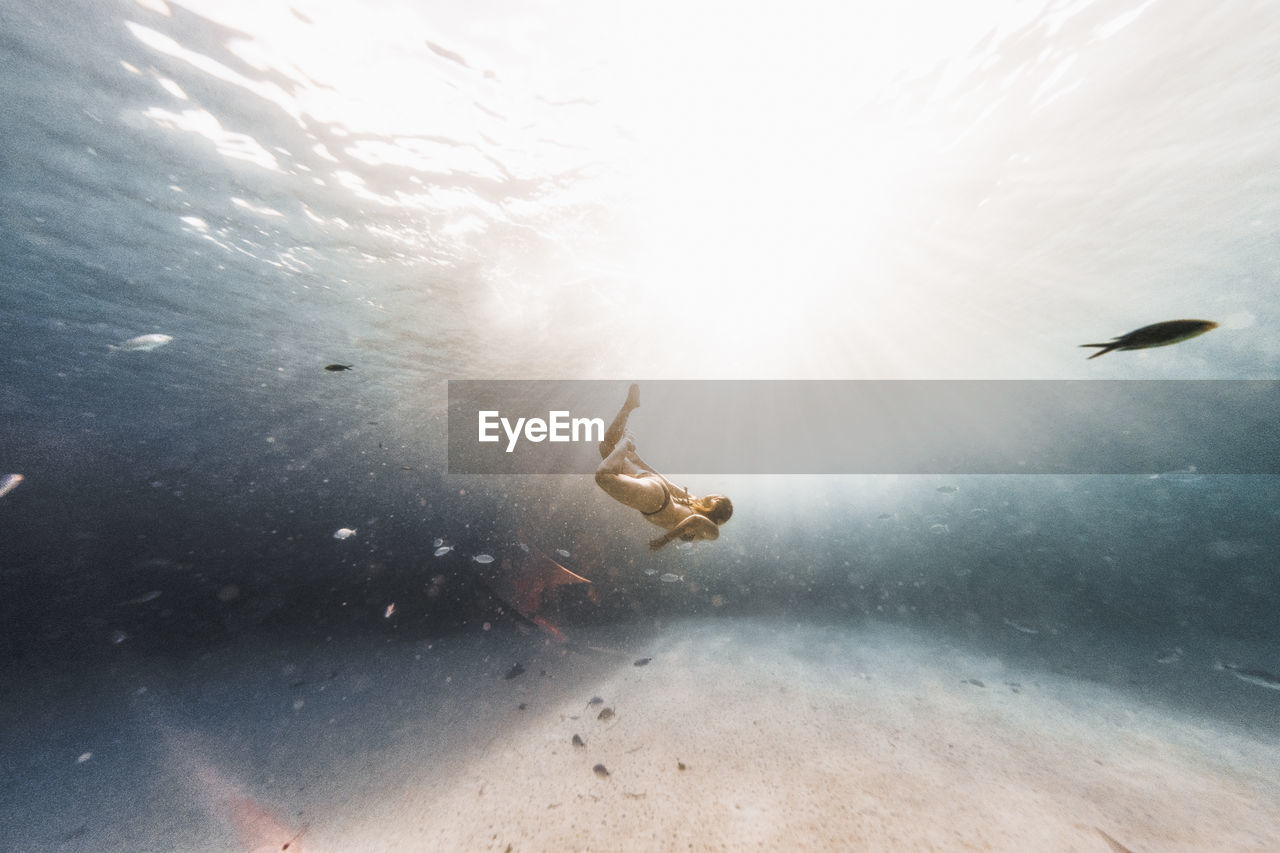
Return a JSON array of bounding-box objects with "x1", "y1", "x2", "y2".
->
[{"x1": 599, "y1": 383, "x2": 641, "y2": 459}]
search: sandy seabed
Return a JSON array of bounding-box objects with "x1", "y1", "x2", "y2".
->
[{"x1": 5, "y1": 620, "x2": 1278, "y2": 852}]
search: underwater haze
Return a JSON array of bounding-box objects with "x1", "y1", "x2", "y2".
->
[{"x1": 3, "y1": 0, "x2": 1280, "y2": 850}]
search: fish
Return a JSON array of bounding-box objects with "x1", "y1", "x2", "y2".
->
[
  {"x1": 928, "y1": 523, "x2": 949, "y2": 535},
  {"x1": 117, "y1": 590, "x2": 162, "y2": 606},
  {"x1": 433, "y1": 545, "x2": 453, "y2": 556},
  {"x1": 592, "y1": 763, "x2": 610, "y2": 777},
  {"x1": 556, "y1": 549, "x2": 571, "y2": 558},
  {"x1": 472, "y1": 554, "x2": 495, "y2": 564},
  {"x1": 1081, "y1": 319, "x2": 1217, "y2": 359},
  {"x1": 0, "y1": 473, "x2": 23, "y2": 499},
  {"x1": 659, "y1": 573, "x2": 683, "y2": 583},
  {"x1": 324, "y1": 363, "x2": 352, "y2": 371},
  {"x1": 936, "y1": 485, "x2": 958, "y2": 493},
  {"x1": 572, "y1": 734, "x2": 585, "y2": 747},
  {"x1": 333, "y1": 528, "x2": 356, "y2": 540},
  {"x1": 110, "y1": 333, "x2": 173, "y2": 351},
  {"x1": 1155, "y1": 647, "x2": 1183, "y2": 664},
  {"x1": 384, "y1": 603, "x2": 396, "y2": 618},
  {"x1": 644, "y1": 569, "x2": 658, "y2": 576},
  {"x1": 597, "y1": 706, "x2": 615, "y2": 721},
  {"x1": 468, "y1": 536, "x2": 591, "y2": 642},
  {"x1": 633, "y1": 657, "x2": 652, "y2": 667},
  {"x1": 504, "y1": 663, "x2": 525, "y2": 680},
  {"x1": 586, "y1": 696, "x2": 604, "y2": 708},
  {"x1": 1002, "y1": 618, "x2": 1039, "y2": 635},
  {"x1": 433, "y1": 538, "x2": 444, "y2": 547},
  {"x1": 1215, "y1": 661, "x2": 1280, "y2": 690}
]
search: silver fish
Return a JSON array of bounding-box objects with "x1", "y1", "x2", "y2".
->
[
  {"x1": 110, "y1": 333, "x2": 173, "y2": 352},
  {"x1": 936, "y1": 485, "x2": 958, "y2": 493},
  {"x1": 0, "y1": 473, "x2": 23, "y2": 499},
  {"x1": 472, "y1": 554, "x2": 494, "y2": 564},
  {"x1": 1002, "y1": 618, "x2": 1040, "y2": 635},
  {"x1": 1215, "y1": 661, "x2": 1280, "y2": 690},
  {"x1": 433, "y1": 545, "x2": 453, "y2": 557},
  {"x1": 659, "y1": 573, "x2": 682, "y2": 583},
  {"x1": 333, "y1": 527, "x2": 357, "y2": 540},
  {"x1": 556, "y1": 549, "x2": 571, "y2": 558}
]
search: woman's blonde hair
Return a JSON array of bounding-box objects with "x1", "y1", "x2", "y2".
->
[{"x1": 692, "y1": 494, "x2": 733, "y2": 525}]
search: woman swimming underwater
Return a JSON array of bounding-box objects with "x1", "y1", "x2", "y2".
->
[{"x1": 594, "y1": 384, "x2": 733, "y2": 550}]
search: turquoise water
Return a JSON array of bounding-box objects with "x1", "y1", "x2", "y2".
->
[{"x1": 3, "y1": 1, "x2": 1280, "y2": 849}]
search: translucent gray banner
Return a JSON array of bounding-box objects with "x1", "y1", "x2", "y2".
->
[{"x1": 447, "y1": 380, "x2": 1280, "y2": 475}]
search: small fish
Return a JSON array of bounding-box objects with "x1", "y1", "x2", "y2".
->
[
  {"x1": 659, "y1": 573, "x2": 682, "y2": 583},
  {"x1": 1215, "y1": 661, "x2": 1280, "y2": 690},
  {"x1": 1155, "y1": 646, "x2": 1183, "y2": 664},
  {"x1": 384, "y1": 603, "x2": 396, "y2": 618},
  {"x1": 117, "y1": 590, "x2": 162, "y2": 606},
  {"x1": 592, "y1": 763, "x2": 610, "y2": 778},
  {"x1": 556, "y1": 549, "x2": 571, "y2": 558},
  {"x1": 967, "y1": 507, "x2": 989, "y2": 518},
  {"x1": 586, "y1": 696, "x2": 604, "y2": 708},
  {"x1": 572, "y1": 734, "x2": 585, "y2": 748},
  {"x1": 0, "y1": 473, "x2": 23, "y2": 499},
  {"x1": 928, "y1": 523, "x2": 949, "y2": 535},
  {"x1": 504, "y1": 663, "x2": 525, "y2": 680},
  {"x1": 1081, "y1": 319, "x2": 1217, "y2": 359},
  {"x1": 597, "y1": 707, "x2": 614, "y2": 721},
  {"x1": 518, "y1": 542, "x2": 530, "y2": 553},
  {"x1": 644, "y1": 569, "x2": 658, "y2": 576},
  {"x1": 633, "y1": 657, "x2": 651, "y2": 667},
  {"x1": 962, "y1": 678, "x2": 986, "y2": 688},
  {"x1": 324, "y1": 363, "x2": 352, "y2": 371},
  {"x1": 433, "y1": 538, "x2": 444, "y2": 547},
  {"x1": 472, "y1": 554, "x2": 494, "y2": 564},
  {"x1": 333, "y1": 527, "x2": 356, "y2": 540},
  {"x1": 1002, "y1": 618, "x2": 1039, "y2": 635},
  {"x1": 110, "y1": 333, "x2": 173, "y2": 352},
  {"x1": 936, "y1": 485, "x2": 959, "y2": 493},
  {"x1": 433, "y1": 545, "x2": 453, "y2": 557}
]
